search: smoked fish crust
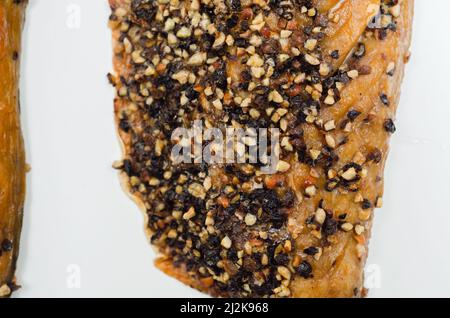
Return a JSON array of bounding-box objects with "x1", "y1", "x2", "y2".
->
[
  {"x1": 109, "y1": 0, "x2": 413, "y2": 298},
  {"x1": 0, "y1": 0, "x2": 27, "y2": 298}
]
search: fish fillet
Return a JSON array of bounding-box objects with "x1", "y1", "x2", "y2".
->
[
  {"x1": 109, "y1": 0, "x2": 413, "y2": 297},
  {"x1": 0, "y1": 0, "x2": 27, "y2": 298}
]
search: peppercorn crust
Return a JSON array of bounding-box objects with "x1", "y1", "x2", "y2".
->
[
  {"x1": 109, "y1": 0, "x2": 413, "y2": 298},
  {"x1": 0, "y1": 0, "x2": 27, "y2": 298}
]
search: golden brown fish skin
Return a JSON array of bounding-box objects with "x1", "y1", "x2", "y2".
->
[
  {"x1": 0, "y1": 0, "x2": 27, "y2": 298},
  {"x1": 109, "y1": 0, "x2": 413, "y2": 298}
]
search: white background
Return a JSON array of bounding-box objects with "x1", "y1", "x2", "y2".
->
[{"x1": 13, "y1": 0, "x2": 450, "y2": 297}]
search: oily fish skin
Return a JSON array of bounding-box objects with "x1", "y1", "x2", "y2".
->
[{"x1": 0, "y1": 0, "x2": 27, "y2": 298}]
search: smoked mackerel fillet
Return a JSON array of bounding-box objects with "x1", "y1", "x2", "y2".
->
[
  {"x1": 109, "y1": 0, "x2": 413, "y2": 297},
  {"x1": 0, "y1": 0, "x2": 27, "y2": 298}
]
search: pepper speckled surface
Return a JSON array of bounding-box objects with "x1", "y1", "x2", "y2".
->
[{"x1": 109, "y1": 0, "x2": 413, "y2": 298}]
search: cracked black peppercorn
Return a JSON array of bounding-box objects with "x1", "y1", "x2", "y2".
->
[
  {"x1": 122, "y1": 159, "x2": 134, "y2": 177},
  {"x1": 330, "y1": 50, "x2": 339, "y2": 59},
  {"x1": 304, "y1": 247, "x2": 319, "y2": 256},
  {"x1": 322, "y1": 216, "x2": 338, "y2": 236},
  {"x1": 230, "y1": 0, "x2": 241, "y2": 11},
  {"x1": 368, "y1": 149, "x2": 382, "y2": 163},
  {"x1": 347, "y1": 109, "x2": 361, "y2": 121},
  {"x1": 380, "y1": 93, "x2": 389, "y2": 106},
  {"x1": 119, "y1": 118, "x2": 131, "y2": 133},
  {"x1": 384, "y1": 119, "x2": 396, "y2": 133},
  {"x1": 361, "y1": 199, "x2": 372, "y2": 209},
  {"x1": 1, "y1": 239, "x2": 13, "y2": 252},
  {"x1": 296, "y1": 261, "x2": 313, "y2": 278}
]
